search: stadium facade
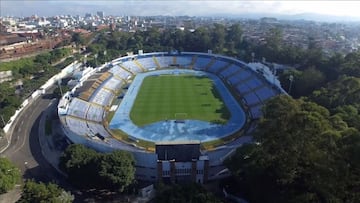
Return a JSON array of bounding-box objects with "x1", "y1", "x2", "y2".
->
[{"x1": 58, "y1": 51, "x2": 286, "y2": 183}]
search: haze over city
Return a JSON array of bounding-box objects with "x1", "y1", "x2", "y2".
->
[{"x1": 2, "y1": 0, "x2": 360, "y2": 22}]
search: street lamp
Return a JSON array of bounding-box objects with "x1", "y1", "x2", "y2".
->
[
  {"x1": 83, "y1": 55, "x2": 87, "y2": 66},
  {"x1": 0, "y1": 115, "x2": 5, "y2": 127},
  {"x1": 94, "y1": 53, "x2": 98, "y2": 67},
  {"x1": 103, "y1": 50, "x2": 107, "y2": 63},
  {"x1": 288, "y1": 75, "x2": 294, "y2": 94},
  {"x1": 57, "y1": 79, "x2": 64, "y2": 98}
]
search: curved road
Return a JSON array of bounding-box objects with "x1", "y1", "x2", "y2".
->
[
  {"x1": 0, "y1": 90, "x2": 75, "y2": 202},
  {"x1": 2, "y1": 94, "x2": 64, "y2": 182}
]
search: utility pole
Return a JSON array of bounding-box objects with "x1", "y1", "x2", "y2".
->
[
  {"x1": 83, "y1": 54, "x2": 87, "y2": 66},
  {"x1": 288, "y1": 75, "x2": 294, "y2": 94},
  {"x1": 57, "y1": 79, "x2": 63, "y2": 97},
  {"x1": 94, "y1": 53, "x2": 98, "y2": 67},
  {"x1": 0, "y1": 115, "x2": 6, "y2": 127}
]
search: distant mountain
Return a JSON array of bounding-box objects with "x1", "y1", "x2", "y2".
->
[
  {"x1": 279, "y1": 13, "x2": 360, "y2": 22},
  {"x1": 221, "y1": 12, "x2": 360, "y2": 23}
]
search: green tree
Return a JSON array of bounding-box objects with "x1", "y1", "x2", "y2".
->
[
  {"x1": 296, "y1": 66, "x2": 326, "y2": 96},
  {"x1": 0, "y1": 82, "x2": 15, "y2": 104},
  {"x1": 334, "y1": 105, "x2": 360, "y2": 130},
  {"x1": 339, "y1": 51, "x2": 360, "y2": 77},
  {"x1": 59, "y1": 144, "x2": 135, "y2": 191},
  {"x1": 0, "y1": 158, "x2": 21, "y2": 194},
  {"x1": 52, "y1": 85, "x2": 70, "y2": 98},
  {"x1": 155, "y1": 183, "x2": 222, "y2": 203},
  {"x1": 99, "y1": 150, "x2": 135, "y2": 192},
  {"x1": 338, "y1": 129, "x2": 360, "y2": 201},
  {"x1": 193, "y1": 27, "x2": 211, "y2": 52},
  {"x1": 263, "y1": 27, "x2": 283, "y2": 61},
  {"x1": 211, "y1": 24, "x2": 226, "y2": 53},
  {"x1": 17, "y1": 180, "x2": 74, "y2": 203},
  {"x1": 59, "y1": 144, "x2": 100, "y2": 187},
  {"x1": 310, "y1": 76, "x2": 360, "y2": 109},
  {"x1": 71, "y1": 32, "x2": 85, "y2": 46},
  {"x1": 226, "y1": 95, "x2": 349, "y2": 202}
]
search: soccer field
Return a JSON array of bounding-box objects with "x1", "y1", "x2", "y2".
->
[{"x1": 130, "y1": 74, "x2": 230, "y2": 126}]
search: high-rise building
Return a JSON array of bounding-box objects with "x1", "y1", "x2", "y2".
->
[
  {"x1": 85, "y1": 13, "x2": 92, "y2": 18},
  {"x1": 97, "y1": 11, "x2": 104, "y2": 18}
]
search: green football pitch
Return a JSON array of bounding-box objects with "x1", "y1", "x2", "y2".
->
[{"x1": 130, "y1": 74, "x2": 230, "y2": 126}]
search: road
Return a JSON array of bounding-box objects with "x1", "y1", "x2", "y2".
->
[
  {"x1": 0, "y1": 89, "x2": 91, "y2": 203},
  {"x1": 2, "y1": 95, "x2": 62, "y2": 182}
]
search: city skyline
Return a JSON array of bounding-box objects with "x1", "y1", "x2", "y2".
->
[{"x1": 2, "y1": 0, "x2": 360, "y2": 21}]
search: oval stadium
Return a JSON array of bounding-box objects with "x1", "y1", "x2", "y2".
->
[{"x1": 58, "y1": 51, "x2": 286, "y2": 183}]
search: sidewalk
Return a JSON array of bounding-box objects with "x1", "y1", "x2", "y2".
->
[
  {"x1": 0, "y1": 185, "x2": 21, "y2": 203},
  {"x1": 38, "y1": 99, "x2": 68, "y2": 177},
  {"x1": 0, "y1": 136, "x2": 8, "y2": 155}
]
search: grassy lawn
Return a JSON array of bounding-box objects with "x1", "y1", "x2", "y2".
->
[{"x1": 130, "y1": 74, "x2": 230, "y2": 126}]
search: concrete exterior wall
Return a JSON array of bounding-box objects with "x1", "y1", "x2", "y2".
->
[{"x1": 3, "y1": 61, "x2": 80, "y2": 133}]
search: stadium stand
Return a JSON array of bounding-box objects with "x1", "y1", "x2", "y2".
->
[
  {"x1": 87, "y1": 122, "x2": 110, "y2": 138},
  {"x1": 156, "y1": 56, "x2": 173, "y2": 68},
  {"x1": 176, "y1": 56, "x2": 193, "y2": 67},
  {"x1": 219, "y1": 65, "x2": 240, "y2": 78},
  {"x1": 133, "y1": 59, "x2": 147, "y2": 71},
  {"x1": 67, "y1": 97, "x2": 90, "y2": 119},
  {"x1": 235, "y1": 83, "x2": 252, "y2": 95},
  {"x1": 122, "y1": 60, "x2": 144, "y2": 74},
  {"x1": 227, "y1": 69, "x2": 253, "y2": 85},
  {"x1": 103, "y1": 77, "x2": 124, "y2": 93},
  {"x1": 243, "y1": 92, "x2": 261, "y2": 106},
  {"x1": 152, "y1": 56, "x2": 161, "y2": 69},
  {"x1": 189, "y1": 55, "x2": 198, "y2": 69},
  {"x1": 204, "y1": 57, "x2": 217, "y2": 70},
  {"x1": 245, "y1": 77, "x2": 263, "y2": 89},
  {"x1": 207, "y1": 59, "x2": 229, "y2": 74},
  {"x1": 249, "y1": 105, "x2": 263, "y2": 119},
  {"x1": 64, "y1": 116, "x2": 91, "y2": 136},
  {"x1": 86, "y1": 104, "x2": 104, "y2": 122},
  {"x1": 254, "y1": 86, "x2": 276, "y2": 101},
  {"x1": 137, "y1": 57, "x2": 158, "y2": 70},
  {"x1": 192, "y1": 56, "x2": 212, "y2": 70},
  {"x1": 90, "y1": 88, "x2": 114, "y2": 106},
  {"x1": 109, "y1": 65, "x2": 132, "y2": 80},
  {"x1": 59, "y1": 51, "x2": 286, "y2": 183}
]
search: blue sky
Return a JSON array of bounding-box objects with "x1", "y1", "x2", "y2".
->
[{"x1": 2, "y1": 0, "x2": 360, "y2": 18}]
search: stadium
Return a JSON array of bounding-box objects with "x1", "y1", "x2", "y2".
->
[{"x1": 58, "y1": 51, "x2": 286, "y2": 183}]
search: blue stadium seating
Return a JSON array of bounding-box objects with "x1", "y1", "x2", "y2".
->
[
  {"x1": 207, "y1": 60, "x2": 228, "y2": 73},
  {"x1": 243, "y1": 92, "x2": 261, "y2": 106},
  {"x1": 193, "y1": 57, "x2": 212, "y2": 70},
  {"x1": 219, "y1": 65, "x2": 239, "y2": 78},
  {"x1": 246, "y1": 78, "x2": 263, "y2": 89},
  {"x1": 254, "y1": 86, "x2": 276, "y2": 101},
  {"x1": 227, "y1": 70, "x2": 252, "y2": 84},
  {"x1": 176, "y1": 56, "x2": 193, "y2": 67},
  {"x1": 137, "y1": 57, "x2": 158, "y2": 70}
]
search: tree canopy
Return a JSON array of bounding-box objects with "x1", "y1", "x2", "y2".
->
[
  {"x1": 17, "y1": 180, "x2": 74, "y2": 203},
  {"x1": 226, "y1": 95, "x2": 360, "y2": 202},
  {"x1": 0, "y1": 48, "x2": 72, "y2": 127},
  {"x1": 59, "y1": 144, "x2": 135, "y2": 192},
  {"x1": 0, "y1": 157, "x2": 21, "y2": 194},
  {"x1": 155, "y1": 183, "x2": 222, "y2": 203}
]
